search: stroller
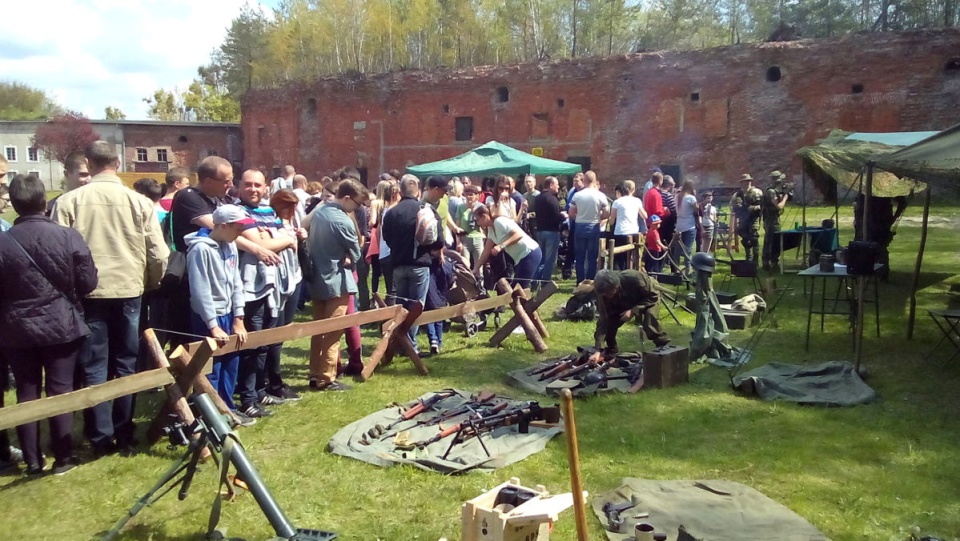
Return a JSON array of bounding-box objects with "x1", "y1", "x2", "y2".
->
[{"x1": 444, "y1": 251, "x2": 501, "y2": 336}]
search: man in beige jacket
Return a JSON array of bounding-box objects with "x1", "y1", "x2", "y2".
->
[{"x1": 53, "y1": 140, "x2": 169, "y2": 457}]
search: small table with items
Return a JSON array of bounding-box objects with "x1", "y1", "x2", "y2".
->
[
  {"x1": 798, "y1": 263, "x2": 882, "y2": 351},
  {"x1": 777, "y1": 227, "x2": 840, "y2": 274}
]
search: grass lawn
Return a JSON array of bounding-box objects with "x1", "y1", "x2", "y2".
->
[{"x1": 2, "y1": 203, "x2": 959, "y2": 541}]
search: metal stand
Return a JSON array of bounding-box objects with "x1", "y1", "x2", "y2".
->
[{"x1": 105, "y1": 394, "x2": 338, "y2": 541}]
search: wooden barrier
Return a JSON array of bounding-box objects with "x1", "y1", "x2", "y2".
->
[
  {"x1": 488, "y1": 280, "x2": 556, "y2": 352},
  {"x1": 0, "y1": 368, "x2": 174, "y2": 431},
  {"x1": 599, "y1": 235, "x2": 644, "y2": 272}
]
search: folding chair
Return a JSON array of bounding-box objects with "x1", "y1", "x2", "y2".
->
[{"x1": 924, "y1": 309, "x2": 960, "y2": 365}]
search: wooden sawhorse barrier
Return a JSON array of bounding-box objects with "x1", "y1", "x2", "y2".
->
[{"x1": 367, "y1": 279, "x2": 556, "y2": 375}]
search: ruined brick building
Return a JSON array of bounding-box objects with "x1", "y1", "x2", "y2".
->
[{"x1": 242, "y1": 29, "x2": 960, "y2": 191}]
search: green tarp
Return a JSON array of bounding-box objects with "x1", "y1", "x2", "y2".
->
[{"x1": 406, "y1": 141, "x2": 583, "y2": 177}]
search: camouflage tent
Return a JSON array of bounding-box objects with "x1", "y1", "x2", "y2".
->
[{"x1": 795, "y1": 129, "x2": 935, "y2": 198}]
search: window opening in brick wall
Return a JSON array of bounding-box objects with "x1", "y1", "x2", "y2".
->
[
  {"x1": 257, "y1": 127, "x2": 265, "y2": 147},
  {"x1": 442, "y1": 104, "x2": 450, "y2": 114},
  {"x1": 557, "y1": 98, "x2": 565, "y2": 108},
  {"x1": 455, "y1": 117, "x2": 474, "y2": 141},
  {"x1": 4, "y1": 146, "x2": 17, "y2": 162},
  {"x1": 690, "y1": 92, "x2": 700, "y2": 102},
  {"x1": 851, "y1": 83, "x2": 864, "y2": 94},
  {"x1": 27, "y1": 147, "x2": 39, "y2": 161},
  {"x1": 766, "y1": 66, "x2": 782, "y2": 82},
  {"x1": 566, "y1": 156, "x2": 591, "y2": 173},
  {"x1": 357, "y1": 167, "x2": 369, "y2": 186},
  {"x1": 306, "y1": 97, "x2": 317, "y2": 115},
  {"x1": 944, "y1": 58, "x2": 960, "y2": 74},
  {"x1": 178, "y1": 135, "x2": 188, "y2": 143},
  {"x1": 157, "y1": 148, "x2": 168, "y2": 162},
  {"x1": 496, "y1": 86, "x2": 509, "y2": 102},
  {"x1": 136, "y1": 148, "x2": 148, "y2": 161}
]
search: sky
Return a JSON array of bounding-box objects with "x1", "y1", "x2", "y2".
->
[{"x1": 0, "y1": 0, "x2": 279, "y2": 121}]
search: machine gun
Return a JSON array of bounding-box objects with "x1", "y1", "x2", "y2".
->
[
  {"x1": 417, "y1": 401, "x2": 562, "y2": 460},
  {"x1": 602, "y1": 497, "x2": 638, "y2": 533}
]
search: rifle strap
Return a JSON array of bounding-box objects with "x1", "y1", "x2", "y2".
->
[{"x1": 207, "y1": 432, "x2": 242, "y2": 538}]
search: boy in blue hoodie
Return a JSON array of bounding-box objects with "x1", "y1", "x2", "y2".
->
[
  {"x1": 185, "y1": 205, "x2": 251, "y2": 423},
  {"x1": 424, "y1": 250, "x2": 455, "y2": 355}
]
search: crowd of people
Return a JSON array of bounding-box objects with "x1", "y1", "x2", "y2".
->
[{"x1": 0, "y1": 141, "x2": 792, "y2": 477}]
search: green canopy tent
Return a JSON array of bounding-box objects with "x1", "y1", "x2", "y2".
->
[
  {"x1": 406, "y1": 141, "x2": 583, "y2": 177},
  {"x1": 869, "y1": 123, "x2": 960, "y2": 339}
]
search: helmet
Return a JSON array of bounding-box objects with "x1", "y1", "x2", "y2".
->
[{"x1": 692, "y1": 252, "x2": 716, "y2": 273}]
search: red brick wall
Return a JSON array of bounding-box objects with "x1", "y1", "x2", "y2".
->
[
  {"x1": 241, "y1": 29, "x2": 960, "y2": 192},
  {"x1": 121, "y1": 123, "x2": 243, "y2": 172}
]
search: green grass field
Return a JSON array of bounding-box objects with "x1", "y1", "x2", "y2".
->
[{"x1": 2, "y1": 203, "x2": 959, "y2": 541}]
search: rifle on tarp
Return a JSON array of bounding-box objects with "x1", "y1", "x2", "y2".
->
[
  {"x1": 377, "y1": 391, "x2": 498, "y2": 441},
  {"x1": 366, "y1": 388, "x2": 459, "y2": 439},
  {"x1": 410, "y1": 401, "x2": 561, "y2": 459}
]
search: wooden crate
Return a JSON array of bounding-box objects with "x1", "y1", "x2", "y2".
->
[
  {"x1": 643, "y1": 345, "x2": 689, "y2": 389},
  {"x1": 461, "y1": 477, "x2": 581, "y2": 541}
]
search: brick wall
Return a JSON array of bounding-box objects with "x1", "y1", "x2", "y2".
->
[
  {"x1": 241, "y1": 29, "x2": 960, "y2": 193},
  {"x1": 120, "y1": 123, "x2": 243, "y2": 173}
]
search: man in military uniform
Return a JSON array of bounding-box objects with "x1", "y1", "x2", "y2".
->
[
  {"x1": 730, "y1": 173, "x2": 763, "y2": 264},
  {"x1": 761, "y1": 170, "x2": 789, "y2": 271},
  {"x1": 588, "y1": 269, "x2": 670, "y2": 363}
]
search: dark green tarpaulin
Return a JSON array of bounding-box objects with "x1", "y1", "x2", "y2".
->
[{"x1": 406, "y1": 141, "x2": 583, "y2": 177}]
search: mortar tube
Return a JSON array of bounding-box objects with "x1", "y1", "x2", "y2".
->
[{"x1": 192, "y1": 393, "x2": 298, "y2": 539}]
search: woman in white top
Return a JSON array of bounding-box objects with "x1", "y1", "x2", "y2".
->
[
  {"x1": 674, "y1": 179, "x2": 700, "y2": 273},
  {"x1": 471, "y1": 205, "x2": 542, "y2": 289},
  {"x1": 608, "y1": 180, "x2": 647, "y2": 270},
  {"x1": 699, "y1": 191, "x2": 717, "y2": 253}
]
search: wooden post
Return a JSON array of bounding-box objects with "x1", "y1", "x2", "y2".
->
[
  {"x1": 143, "y1": 329, "x2": 196, "y2": 444},
  {"x1": 166, "y1": 348, "x2": 233, "y2": 416},
  {"x1": 606, "y1": 238, "x2": 615, "y2": 270},
  {"x1": 907, "y1": 188, "x2": 931, "y2": 340},
  {"x1": 380, "y1": 301, "x2": 428, "y2": 375},
  {"x1": 489, "y1": 279, "x2": 547, "y2": 352},
  {"x1": 490, "y1": 280, "x2": 556, "y2": 347},
  {"x1": 560, "y1": 389, "x2": 590, "y2": 541},
  {"x1": 362, "y1": 306, "x2": 409, "y2": 380}
]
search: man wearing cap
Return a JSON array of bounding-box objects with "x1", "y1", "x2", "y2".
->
[
  {"x1": 730, "y1": 174, "x2": 763, "y2": 265},
  {"x1": 588, "y1": 269, "x2": 670, "y2": 362},
  {"x1": 762, "y1": 170, "x2": 789, "y2": 272}
]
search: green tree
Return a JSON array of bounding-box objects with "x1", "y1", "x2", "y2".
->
[
  {"x1": 104, "y1": 106, "x2": 126, "y2": 120},
  {"x1": 143, "y1": 89, "x2": 184, "y2": 121},
  {"x1": 216, "y1": 4, "x2": 272, "y2": 94},
  {"x1": 0, "y1": 81, "x2": 63, "y2": 121}
]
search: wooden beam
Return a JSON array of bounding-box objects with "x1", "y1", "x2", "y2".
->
[
  {"x1": 413, "y1": 288, "x2": 515, "y2": 326},
  {"x1": 0, "y1": 369, "x2": 174, "y2": 431},
  {"x1": 180, "y1": 305, "x2": 403, "y2": 357},
  {"x1": 489, "y1": 280, "x2": 548, "y2": 352},
  {"x1": 143, "y1": 329, "x2": 196, "y2": 444},
  {"x1": 361, "y1": 307, "x2": 409, "y2": 381},
  {"x1": 490, "y1": 281, "x2": 556, "y2": 346}
]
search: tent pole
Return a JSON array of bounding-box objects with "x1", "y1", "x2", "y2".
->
[
  {"x1": 854, "y1": 163, "x2": 874, "y2": 372},
  {"x1": 801, "y1": 169, "x2": 807, "y2": 263},
  {"x1": 907, "y1": 188, "x2": 931, "y2": 340}
]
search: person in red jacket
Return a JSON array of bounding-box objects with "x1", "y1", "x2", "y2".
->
[{"x1": 643, "y1": 171, "x2": 671, "y2": 224}]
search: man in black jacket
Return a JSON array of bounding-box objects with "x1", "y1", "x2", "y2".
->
[
  {"x1": 382, "y1": 174, "x2": 442, "y2": 350},
  {"x1": 533, "y1": 176, "x2": 564, "y2": 284}
]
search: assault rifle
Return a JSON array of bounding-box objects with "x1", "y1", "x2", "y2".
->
[
  {"x1": 367, "y1": 389, "x2": 457, "y2": 438},
  {"x1": 377, "y1": 391, "x2": 498, "y2": 441}
]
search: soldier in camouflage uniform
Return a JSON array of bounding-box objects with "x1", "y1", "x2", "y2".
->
[
  {"x1": 761, "y1": 170, "x2": 789, "y2": 271},
  {"x1": 730, "y1": 173, "x2": 763, "y2": 264}
]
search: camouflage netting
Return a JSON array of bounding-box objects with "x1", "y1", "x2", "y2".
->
[{"x1": 796, "y1": 129, "x2": 927, "y2": 198}]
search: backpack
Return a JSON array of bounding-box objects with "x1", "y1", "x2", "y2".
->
[{"x1": 415, "y1": 203, "x2": 441, "y2": 247}]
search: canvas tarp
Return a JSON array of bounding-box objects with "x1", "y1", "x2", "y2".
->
[
  {"x1": 795, "y1": 130, "x2": 927, "y2": 197},
  {"x1": 406, "y1": 141, "x2": 583, "y2": 177},
  {"x1": 593, "y1": 479, "x2": 830, "y2": 541},
  {"x1": 873, "y1": 123, "x2": 960, "y2": 192},
  {"x1": 327, "y1": 389, "x2": 563, "y2": 474},
  {"x1": 732, "y1": 361, "x2": 876, "y2": 406}
]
